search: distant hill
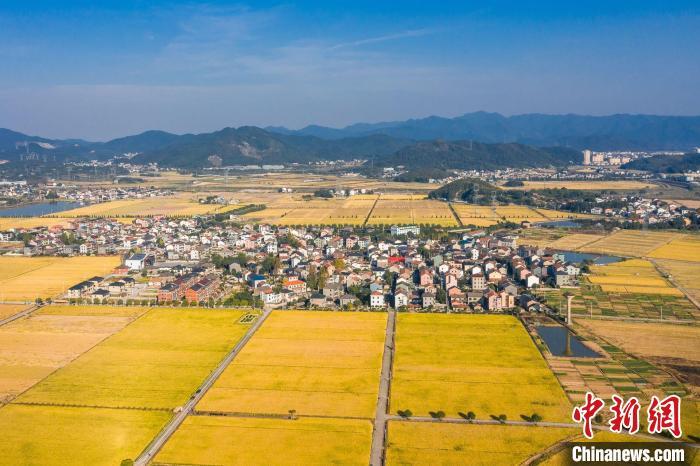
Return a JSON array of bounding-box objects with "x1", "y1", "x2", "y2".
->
[
  {"x1": 374, "y1": 140, "x2": 578, "y2": 170},
  {"x1": 268, "y1": 112, "x2": 700, "y2": 151},
  {"x1": 133, "y1": 127, "x2": 412, "y2": 168},
  {"x1": 100, "y1": 130, "x2": 180, "y2": 154},
  {"x1": 622, "y1": 152, "x2": 700, "y2": 173}
]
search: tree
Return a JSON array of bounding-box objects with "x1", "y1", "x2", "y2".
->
[
  {"x1": 120, "y1": 460, "x2": 134, "y2": 466},
  {"x1": 397, "y1": 409, "x2": 413, "y2": 418},
  {"x1": 531, "y1": 413, "x2": 542, "y2": 423},
  {"x1": 288, "y1": 409, "x2": 297, "y2": 420},
  {"x1": 430, "y1": 410, "x2": 445, "y2": 420},
  {"x1": 333, "y1": 258, "x2": 345, "y2": 270}
]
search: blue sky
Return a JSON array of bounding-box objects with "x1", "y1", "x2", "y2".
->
[{"x1": 0, "y1": 1, "x2": 698, "y2": 140}]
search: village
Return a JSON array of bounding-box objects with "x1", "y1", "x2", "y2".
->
[{"x1": 0, "y1": 213, "x2": 588, "y2": 315}]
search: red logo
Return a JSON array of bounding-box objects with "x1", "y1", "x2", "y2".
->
[
  {"x1": 647, "y1": 395, "x2": 682, "y2": 439},
  {"x1": 572, "y1": 392, "x2": 605, "y2": 439}
]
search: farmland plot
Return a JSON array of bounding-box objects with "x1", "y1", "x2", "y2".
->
[{"x1": 391, "y1": 314, "x2": 571, "y2": 421}]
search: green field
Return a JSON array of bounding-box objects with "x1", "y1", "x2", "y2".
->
[
  {"x1": 537, "y1": 283, "x2": 699, "y2": 321},
  {"x1": 17, "y1": 308, "x2": 251, "y2": 409},
  {"x1": 0, "y1": 404, "x2": 169, "y2": 466},
  {"x1": 391, "y1": 314, "x2": 571, "y2": 422},
  {"x1": 154, "y1": 416, "x2": 372, "y2": 465}
]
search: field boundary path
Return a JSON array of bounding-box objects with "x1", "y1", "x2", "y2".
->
[
  {"x1": 447, "y1": 202, "x2": 463, "y2": 227},
  {"x1": 649, "y1": 258, "x2": 700, "y2": 311},
  {"x1": 134, "y1": 308, "x2": 272, "y2": 466},
  {"x1": 0, "y1": 303, "x2": 40, "y2": 327},
  {"x1": 370, "y1": 308, "x2": 396, "y2": 466},
  {"x1": 362, "y1": 195, "x2": 380, "y2": 227}
]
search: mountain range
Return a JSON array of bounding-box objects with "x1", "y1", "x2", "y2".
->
[
  {"x1": 268, "y1": 112, "x2": 700, "y2": 150},
  {"x1": 1, "y1": 112, "x2": 698, "y2": 170}
]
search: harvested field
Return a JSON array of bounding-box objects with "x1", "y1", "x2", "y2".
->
[
  {"x1": 198, "y1": 311, "x2": 386, "y2": 418},
  {"x1": 0, "y1": 404, "x2": 169, "y2": 466},
  {"x1": 0, "y1": 308, "x2": 141, "y2": 403},
  {"x1": 578, "y1": 230, "x2": 682, "y2": 257},
  {"x1": 391, "y1": 314, "x2": 571, "y2": 421},
  {"x1": 546, "y1": 233, "x2": 607, "y2": 250},
  {"x1": 17, "y1": 308, "x2": 250, "y2": 409},
  {"x1": 0, "y1": 304, "x2": 28, "y2": 320},
  {"x1": 576, "y1": 320, "x2": 700, "y2": 364},
  {"x1": 49, "y1": 193, "x2": 237, "y2": 218},
  {"x1": 386, "y1": 422, "x2": 577, "y2": 465},
  {"x1": 155, "y1": 416, "x2": 372, "y2": 465},
  {"x1": 0, "y1": 256, "x2": 121, "y2": 301}
]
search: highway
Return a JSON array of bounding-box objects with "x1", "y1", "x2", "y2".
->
[
  {"x1": 134, "y1": 308, "x2": 271, "y2": 466},
  {"x1": 369, "y1": 308, "x2": 396, "y2": 466}
]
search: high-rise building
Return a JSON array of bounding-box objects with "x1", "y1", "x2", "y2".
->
[{"x1": 582, "y1": 149, "x2": 592, "y2": 165}]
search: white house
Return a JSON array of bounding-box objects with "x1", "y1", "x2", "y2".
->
[{"x1": 370, "y1": 291, "x2": 385, "y2": 308}]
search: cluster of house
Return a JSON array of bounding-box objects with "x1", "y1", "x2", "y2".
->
[
  {"x1": 4, "y1": 209, "x2": 588, "y2": 310},
  {"x1": 46, "y1": 185, "x2": 173, "y2": 204},
  {"x1": 589, "y1": 196, "x2": 699, "y2": 226}
]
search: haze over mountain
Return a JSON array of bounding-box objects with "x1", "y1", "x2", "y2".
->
[
  {"x1": 1, "y1": 112, "x2": 698, "y2": 170},
  {"x1": 268, "y1": 112, "x2": 700, "y2": 151}
]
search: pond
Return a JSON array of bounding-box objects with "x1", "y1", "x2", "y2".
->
[
  {"x1": 536, "y1": 220, "x2": 581, "y2": 228},
  {"x1": 0, "y1": 201, "x2": 82, "y2": 217},
  {"x1": 536, "y1": 325, "x2": 601, "y2": 358},
  {"x1": 554, "y1": 251, "x2": 622, "y2": 265}
]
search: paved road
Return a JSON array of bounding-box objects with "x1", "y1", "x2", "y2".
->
[
  {"x1": 0, "y1": 304, "x2": 40, "y2": 327},
  {"x1": 134, "y1": 309, "x2": 271, "y2": 466},
  {"x1": 369, "y1": 309, "x2": 396, "y2": 466}
]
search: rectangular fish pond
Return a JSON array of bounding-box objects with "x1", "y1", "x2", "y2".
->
[{"x1": 536, "y1": 325, "x2": 601, "y2": 358}]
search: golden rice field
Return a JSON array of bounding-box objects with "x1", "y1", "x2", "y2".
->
[
  {"x1": 49, "y1": 193, "x2": 237, "y2": 218},
  {"x1": 17, "y1": 308, "x2": 250, "y2": 409},
  {"x1": 206, "y1": 172, "x2": 436, "y2": 192},
  {"x1": 0, "y1": 256, "x2": 121, "y2": 301},
  {"x1": 0, "y1": 404, "x2": 169, "y2": 466},
  {"x1": 198, "y1": 311, "x2": 386, "y2": 418},
  {"x1": 579, "y1": 230, "x2": 682, "y2": 257},
  {"x1": 155, "y1": 416, "x2": 372, "y2": 465},
  {"x1": 0, "y1": 217, "x2": 74, "y2": 230},
  {"x1": 241, "y1": 194, "x2": 376, "y2": 225},
  {"x1": 391, "y1": 314, "x2": 571, "y2": 421},
  {"x1": 588, "y1": 259, "x2": 682, "y2": 296},
  {"x1": 241, "y1": 192, "x2": 459, "y2": 226},
  {"x1": 451, "y1": 204, "x2": 499, "y2": 226},
  {"x1": 654, "y1": 259, "x2": 700, "y2": 303},
  {"x1": 367, "y1": 198, "x2": 458, "y2": 226},
  {"x1": 386, "y1": 422, "x2": 578, "y2": 465},
  {"x1": 505, "y1": 180, "x2": 654, "y2": 191},
  {"x1": 0, "y1": 306, "x2": 146, "y2": 404},
  {"x1": 648, "y1": 235, "x2": 700, "y2": 262},
  {"x1": 452, "y1": 204, "x2": 595, "y2": 227}
]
